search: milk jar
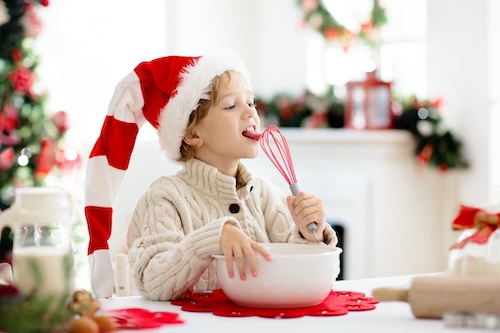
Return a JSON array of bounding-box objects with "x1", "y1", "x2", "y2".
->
[{"x1": 0, "y1": 187, "x2": 75, "y2": 301}]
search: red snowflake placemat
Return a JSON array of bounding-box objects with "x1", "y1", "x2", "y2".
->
[
  {"x1": 171, "y1": 289, "x2": 378, "y2": 318},
  {"x1": 105, "y1": 308, "x2": 184, "y2": 328}
]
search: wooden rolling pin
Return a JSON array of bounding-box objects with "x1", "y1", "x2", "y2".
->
[{"x1": 372, "y1": 275, "x2": 500, "y2": 319}]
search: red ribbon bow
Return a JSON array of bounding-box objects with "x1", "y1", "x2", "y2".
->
[{"x1": 450, "y1": 205, "x2": 500, "y2": 249}]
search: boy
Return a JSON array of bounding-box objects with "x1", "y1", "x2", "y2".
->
[{"x1": 85, "y1": 51, "x2": 338, "y2": 300}]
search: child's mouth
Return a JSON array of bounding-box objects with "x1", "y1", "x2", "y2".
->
[{"x1": 242, "y1": 126, "x2": 262, "y2": 141}]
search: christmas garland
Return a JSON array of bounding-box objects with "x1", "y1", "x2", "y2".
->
[
  {"x1": 298, "y1": 0, "x2": 387, "y2": 49},
  {"x1": 257, "y1": 92, "x2": 468, "y2": 171},
  {"x1": 392, "y1": 95, "x2": 468, "y2": 171}
]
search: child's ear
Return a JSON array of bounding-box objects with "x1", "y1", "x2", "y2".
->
[{"x1": 183, "y1": 131, "x2": 202, "y2": 147}]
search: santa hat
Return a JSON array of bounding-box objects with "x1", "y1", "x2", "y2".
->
[{"x1": 84, "y1": 50, "x2": 250, "y2": 298}]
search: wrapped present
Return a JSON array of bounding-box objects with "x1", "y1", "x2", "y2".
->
[{"x1": 448, "y1": 202, "x2": 500, "y2": 277}]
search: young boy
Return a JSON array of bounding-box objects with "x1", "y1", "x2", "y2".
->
[{"x1": 85, "y1": 51, "x2": 338, "y2": 300}]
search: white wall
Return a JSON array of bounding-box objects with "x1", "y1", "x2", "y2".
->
[
  {"x1": 427, "y1": 0, "x2": 499, "y2": 205},
  {"x1": 488, "y1": 0, "x2": 500, "y2": 196},
  {"x1": 164, "y1": 0, "x2": 307, "y2": 100}
]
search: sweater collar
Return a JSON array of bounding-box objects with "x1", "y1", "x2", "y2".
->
[{"x1": 179, "y1": 158, "x2": 256, "y2": 200}]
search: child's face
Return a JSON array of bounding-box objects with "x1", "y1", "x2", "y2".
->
[{"x1": 190, "y1": 72, "x2": 261, "y2": 170}]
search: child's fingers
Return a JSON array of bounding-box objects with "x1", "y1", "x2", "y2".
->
[
  {"x1": 232, "y1": 248, "x2": 247, "y2": 280},
  {"x1": 224, "y1": 251, "x2": 235, "y2": 279},
  {"x1": 286, "y1": 195, "x2": 295, "y2": 205},
  {"x1": 253, "y1": 243, "x2": 272, "y2": 261},
  {"x1": 296, "y1": 205, "x2": 322, "y2": 223},
  {"x1": 245, "y1": 251, "x2": 259, "y2": 278}
]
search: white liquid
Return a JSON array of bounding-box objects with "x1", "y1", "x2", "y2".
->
[{"x1": 12, "y1": 246, "x2": 74, "y2": 297}]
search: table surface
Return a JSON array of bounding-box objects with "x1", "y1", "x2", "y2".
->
[{"x1": 99, "y1": 273, "x2": 487, "y2": 333}]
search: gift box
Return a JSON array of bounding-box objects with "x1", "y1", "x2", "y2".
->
[{"x1": 448, "y1": 201, "x2": 500, "y2": 277}]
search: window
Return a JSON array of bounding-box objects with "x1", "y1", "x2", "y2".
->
[{"x1": 305, "y1": 0, "x2": 427, "y2": 99}]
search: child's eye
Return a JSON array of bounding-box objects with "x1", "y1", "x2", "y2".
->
[{"x1": 225, "y1": 105, "x2": 235, "y2": 110}]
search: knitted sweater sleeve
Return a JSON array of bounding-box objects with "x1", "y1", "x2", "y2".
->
[{"x1": 126, "y1": 180, "x2": 239, "y2": 301}]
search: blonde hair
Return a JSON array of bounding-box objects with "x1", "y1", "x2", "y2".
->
[{"x1": 178, "y1": 70, "x2": 234, "y2": 162}]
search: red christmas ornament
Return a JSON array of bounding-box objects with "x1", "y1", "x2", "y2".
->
[
  {"x1": 0, "y1": 130, "x2": 20, "y2": 146},
  {"x1": 0, "y1": 105, "x2": 19, "y2": 133},
  {"x1": 55, "y1": 148, "x2": 82, "y2": 173},
  {"x1": 0, "y1": 148, "x2": 15, "y2": 172},
  {"x1": 300, "y1": 0, "x2": 319, "y2": 13},
  {"x1": 10, "y1": 49, "x2": 22, "y2": 63},
  {"x1": 360, "y1": 21, "x2": 373, "y2": 33},
  {"x1": 438, "y1": 164, "x2": 448, "y2": 172},
  {"x1": 7, "y1": 67, "x2": 35, "y2": 95},
  {"x1": 22, "y1": 2, "x2": 42, "y2": 38},
  {"x1": 417, "y1": 144, "x2": 433, "y2": 164},
  {"x1": 34, "y1": 139, "x2": 56, "y2": 179},
  {"x1": 52, "y1": 110, "x2": 70, "y2": 133},
  {"x1": 324, "y1": 27, "x2": 338, "y2": 41}
]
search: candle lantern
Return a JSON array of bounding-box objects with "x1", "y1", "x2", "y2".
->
[{"x1": 344, "y1": 71, "x2": 392, "y2": 129}]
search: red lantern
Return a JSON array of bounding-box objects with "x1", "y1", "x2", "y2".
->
[{"x1": 344, "y1": 71, "x2": 392, "y2": 129}]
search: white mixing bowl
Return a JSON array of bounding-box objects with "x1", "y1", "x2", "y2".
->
[{"x1": 212, "y1": 243, "x2": 342, "y2": 308}]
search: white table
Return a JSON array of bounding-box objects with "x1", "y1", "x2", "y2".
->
[{"x1": 99, "y1": 274, "x2": 487, "y2": 333}]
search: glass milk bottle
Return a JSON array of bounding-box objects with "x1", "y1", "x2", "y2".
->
[{"x1": 0, "y1": 187, "x2": 74, "y2": 301}]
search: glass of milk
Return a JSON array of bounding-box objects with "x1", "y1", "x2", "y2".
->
[{"x1": 4, "y1": 187, "x2": 75, "y2": 300}]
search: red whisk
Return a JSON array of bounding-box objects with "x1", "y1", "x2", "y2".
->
[{"x1": 260, "y1": 125, "x2": 319, "y2": 241}]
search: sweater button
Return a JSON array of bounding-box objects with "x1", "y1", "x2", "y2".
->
[{"x1": 229, "y1": 204, "x2": 240, "y2": 214}]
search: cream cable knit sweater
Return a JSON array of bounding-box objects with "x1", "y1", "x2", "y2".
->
[{"x1": 127, "y1": 158, "x2": 338, "y2": 301}]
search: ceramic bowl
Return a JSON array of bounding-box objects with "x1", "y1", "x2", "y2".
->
[{"x1": 212, "y1": 243, "x2": 342, "y2": 308}]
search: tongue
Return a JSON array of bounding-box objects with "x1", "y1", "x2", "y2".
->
[{"x1": 243, "y1": 130, "x2": 262, "y2": 140}]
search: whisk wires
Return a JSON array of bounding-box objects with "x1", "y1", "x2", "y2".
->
[{"x1": 260, "y1": 125, "x2": 297, "y2": 186}]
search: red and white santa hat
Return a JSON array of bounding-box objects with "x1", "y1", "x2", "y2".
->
[{"x1": 84, "y1": 50, "x2": 250, "y2": 298}]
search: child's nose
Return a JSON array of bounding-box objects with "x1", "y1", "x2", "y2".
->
[{"x1": 243, "y1": 106, "x2": 257, "y2": 118}]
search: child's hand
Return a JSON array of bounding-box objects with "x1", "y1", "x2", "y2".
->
[
  {"x1": 286, "y1": 192, "x2": 326, "y2": 242},
  {"x1": 220, "y1": 223, "x2": 272, "y2": 280}
]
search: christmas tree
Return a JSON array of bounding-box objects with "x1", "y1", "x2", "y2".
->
[{"x1": 0, "y1": 0, "x2": 80, "y2": 263}]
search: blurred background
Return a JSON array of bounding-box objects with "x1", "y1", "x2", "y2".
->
[{"x1": 1, "y1": 0, "x2": 499, "y2": 285}]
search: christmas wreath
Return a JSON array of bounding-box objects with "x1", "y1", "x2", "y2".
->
[{"x1": 298, "y1": 0, "x2": 387, "y2": 50}]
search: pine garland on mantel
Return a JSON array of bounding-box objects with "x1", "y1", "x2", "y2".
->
[{"x1": 257, "y1": 92, "x2": 468, "y2": 171}]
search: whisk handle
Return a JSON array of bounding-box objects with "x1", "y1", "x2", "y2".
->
[
  {"x1": 289, "y1": 183, "x2": 319, "y2": 235},
  {"x1": 289, "y1": 183, "x2": 301, "y2": 196},
  {"x1": 307, "y1": 222, "x2": 319, "y2": 234}
]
